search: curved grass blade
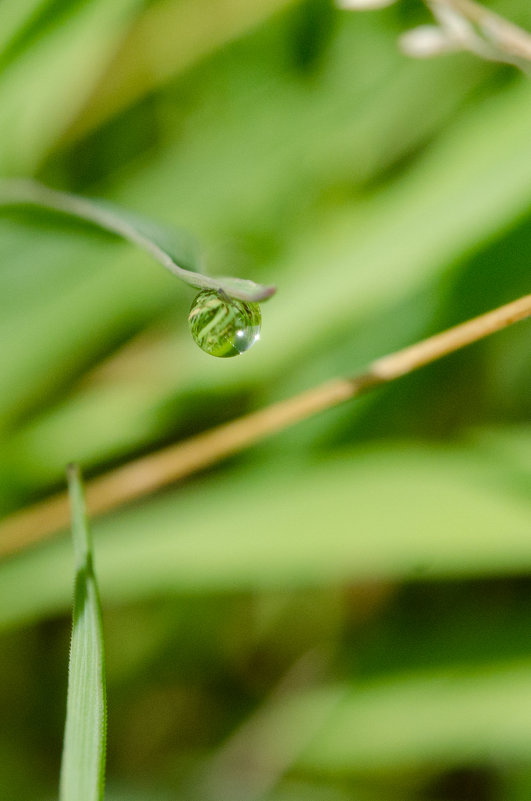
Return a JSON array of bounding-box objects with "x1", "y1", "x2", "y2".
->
[
  {"x1": 0, "y1": 179, "x2": 276, "y2": 302},
  {"x1": 60, "y1": 464, "x2": 106, "y2": 801}
]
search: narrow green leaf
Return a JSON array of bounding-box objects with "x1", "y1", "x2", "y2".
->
[
  {"x1": 0, "y1": 179, "x2": 276, "y2": 302},
  {"x1": 60, "y1": 464, "x2": 106, "y2": 801}
]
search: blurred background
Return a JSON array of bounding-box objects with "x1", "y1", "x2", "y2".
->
[{"x1": 0, "y1": 0, "x2": 530, "y2": 799}]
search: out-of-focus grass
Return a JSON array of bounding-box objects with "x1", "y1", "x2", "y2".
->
[
  {"x1": 0, "y1": 1, "x2": 530, "y2": 800},
  {"x1": 1, "y1": 439, "x2": 531, "y2": 627}
]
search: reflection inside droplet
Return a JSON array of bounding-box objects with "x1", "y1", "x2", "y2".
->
[{"x1": 188, "y1": 290, "x2": 262, "y2": 357}]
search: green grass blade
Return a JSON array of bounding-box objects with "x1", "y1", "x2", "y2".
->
[
  {"x1": 0, "y1": 179, "x2": 275, "y2": 303},
  {"x1": 59, "y1": 464, "x2": 107, "y2": 801}
]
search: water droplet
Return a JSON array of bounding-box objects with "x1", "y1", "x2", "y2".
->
[{"x1": 188, "y1": 290, "x2": 261, "y2": 357}]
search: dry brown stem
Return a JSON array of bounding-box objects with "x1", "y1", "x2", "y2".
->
[{"x1": 0, "y1": 293, "x2": 529, "y2": 560}]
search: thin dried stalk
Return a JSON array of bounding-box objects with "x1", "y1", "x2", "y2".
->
[
  {"x1": 0, "y1": 294, "x2": 529, "y2": 560},
  {"x1": 441, "y1": 0, "x2": 531, "y2": 62},
  {"x1": 340, "y1": 0, "x2": 531, "y2": 68}
]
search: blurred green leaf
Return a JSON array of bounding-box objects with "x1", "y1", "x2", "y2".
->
[
  {"x1": 0, "y1": 0, "x2": 51, "y2": 57},
  {"x1": 68, "y1": 0, "x2": 302, "y2": 141},
  {"x1": 292, "y1": 661, "x2": 531, "y2": 772},
  {"x1": 0, "y1": 0, "x2": 141, "y2": 174},
  {"x1": 0, "y1": 441, "x2": 529, "y2": 629}
]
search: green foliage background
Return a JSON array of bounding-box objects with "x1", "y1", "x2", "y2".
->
[{"x1": 0, "y1": 0, "x2": 530, "y2": 799}]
